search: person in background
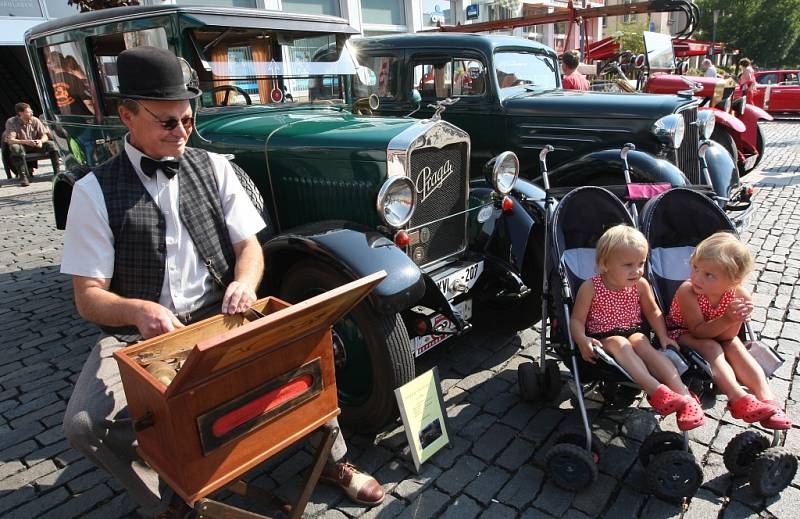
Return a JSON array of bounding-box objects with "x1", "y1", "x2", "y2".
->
[
  {"x1": 560, "y1": 49, "x2": 590, "y2": 91},
  {"x1": 738, "y1": 58, "x2": 756, "y2": 102},
  {"x1": 3, "y1": 102, "x2": 60, "y2": 186},
  {"x1": 702, "y1": 58, "x2": 718, "y2": 78}
]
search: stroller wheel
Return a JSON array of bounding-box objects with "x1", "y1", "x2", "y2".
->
[
  {"x1": 555, "y1": 428, "x2": 603, "y2": 463},
  {"x1": 723, "y1": 431, "x2": 770, "y2": 476},
  {"x1": 639, "y1": 431, "x2": 688, "y2": 468},
  {"x1": 518, "y1": 361, "x2": 541, "y2": 401},
  {"x1": 646, "y1": 450, "x2": 703, "y2": 503},
  {"x1": 544, "y1": 443, "x2": 598, "y2": 491},
  {"x1": 542, "y1": 359, "x2": 562, "y2": 400},
  {"x1": 748, "y1": 447, "x2": 798, "y2": 497}
]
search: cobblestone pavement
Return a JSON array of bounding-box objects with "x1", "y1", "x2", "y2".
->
[{"x1": 1, "y1": 122, "x2": 799, "y2": 519}]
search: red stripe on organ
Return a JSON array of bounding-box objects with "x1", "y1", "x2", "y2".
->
[{"x1": 211, "y1": 374, "x2": 313, "y2": 438}]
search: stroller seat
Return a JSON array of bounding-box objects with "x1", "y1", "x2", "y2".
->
[{"x1": 549, "y1": 186, "x2": 639, "y2": 383}]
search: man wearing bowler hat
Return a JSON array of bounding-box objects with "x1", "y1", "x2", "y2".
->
[{"x1": 60, "y1": 46, "x2": 384, "y2": 518}]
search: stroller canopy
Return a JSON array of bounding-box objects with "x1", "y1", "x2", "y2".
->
[{"x1": 552, "y1": 186, "x2": 636, "y2": 294}]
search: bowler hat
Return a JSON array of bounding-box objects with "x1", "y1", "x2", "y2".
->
[{"x1": 114, "y1": 46, "x2": 201, "y2": 101}]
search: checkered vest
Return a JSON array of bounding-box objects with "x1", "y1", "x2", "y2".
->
[{"x1": 94, "y1": 147, "x2": 236, "y2": 339}]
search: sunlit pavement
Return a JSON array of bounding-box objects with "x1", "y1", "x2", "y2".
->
[{"x1": 0, "y1": 123, "x2": 798, "y2": 518}]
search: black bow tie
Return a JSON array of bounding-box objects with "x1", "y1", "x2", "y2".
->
[{"x1": 141, "y1": 156, "x2": 181, "y2": 179}]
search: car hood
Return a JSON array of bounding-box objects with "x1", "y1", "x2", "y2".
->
[
  {"x1": 196, "y1": 106, "x2": 415, "y2": 161},
  {"x1": 502, "y1": 89, "x2": 692, "y2": 119}
]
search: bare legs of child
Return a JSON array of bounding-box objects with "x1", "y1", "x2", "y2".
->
[
  {"x1": 600, "y1": 333, "x2": 705, "y2": 430},
  {"x1": 679, "y1": 334, "x2": 792, "y2": 429}
]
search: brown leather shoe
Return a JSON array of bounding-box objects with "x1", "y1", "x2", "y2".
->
[{"x1": 320, "y1": 461, "x2": 385, "y2": 506}]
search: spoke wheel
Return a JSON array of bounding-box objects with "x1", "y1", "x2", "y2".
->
[
  {"x1": 518, "y1": 361, "x2": 541, "y2": 401},
  {"x1": 647, "y1": 450, "x2": 703, "y2": 503},
  {"x1": 723, "y1": 430, "x2": 770, "y2": 476},
  {"x1": 749, "y1": 447, "x2": 797, "y2": 497},
  {"x1": 544, "y1": 443, "x2": 598, "y2": 492},
  {"x1": 279, "y1": 261, "x2": 414, "y2": 431},
  {"x1": 639, "y1": 431, "x2": 687, "y2": 468}
]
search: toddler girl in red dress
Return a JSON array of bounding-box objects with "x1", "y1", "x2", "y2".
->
[
  {"x1": 667, "y1": 232, "x2": 791, "y2": 429},
  {"x1": 570, "y1": 225, "x2": 705, "y2": 430}
]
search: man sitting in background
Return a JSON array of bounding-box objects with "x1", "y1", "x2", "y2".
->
[{"x1": 3, "y1": 102, "x2": 60, "y2": 186}]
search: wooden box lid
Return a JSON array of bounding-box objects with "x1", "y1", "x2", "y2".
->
[{"x1": 161, "y1": 270, "x2": 386, "y2": 396}]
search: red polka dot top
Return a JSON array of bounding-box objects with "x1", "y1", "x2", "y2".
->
[
  {"x1": 666, "y1": 287, "x2": 736, "y2": 339},
  {"x1": 585, "y1": 275, "x2": 643, "y2": 334}
]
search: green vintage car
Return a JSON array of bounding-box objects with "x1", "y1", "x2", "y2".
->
[
  {"x1": 26, "y1": 5, "x2": 545, "y2": 431},
  {"x1": 351, "y1": 33, "x2": 751, "y2": 223}
]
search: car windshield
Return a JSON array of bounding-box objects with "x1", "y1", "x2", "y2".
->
[
  {"x1": 494, "y1": 50, "x2": 558, "y2": 97},
  {"x1": 190, "y1": 28, "x2": 358, "y2": 107},
  {"x1": 643, "y1": 31, "x2": 675, "y2": 71}
]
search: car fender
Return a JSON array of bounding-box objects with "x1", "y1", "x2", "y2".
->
[
  {"x1": 262, "y1": 222, "x2": 425, "y2": 315},
  {"x1": 52, "y1": 165, "x2": 91, "y2": 230},
  {"x1": 706, "y1": 108, "x2": 746, "y2": 133},
  {"x1": 547, "y1": 149, "x2": 688, "y2": 187},
  {"x1": 470, "y1": 178, "x2": 545, "y2": 273},
  {"x1": 703, "y1": 140, "x2": 739, "y2": 198},
  {"x1": 743, "y1": 103, "x2": 773, "y2": 122}
]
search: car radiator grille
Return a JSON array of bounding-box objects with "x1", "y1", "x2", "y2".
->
[
  {"x1": 677, "y1": 108, "x2": 700, "y2": 184},
  {"x1": 407, "y1": 143, "x2": 468, "y2": 267}
]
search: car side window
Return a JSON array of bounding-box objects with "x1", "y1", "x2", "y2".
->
[
  {"x1": 40, "y1": 42, "x2": 96, "y2": 118},
  {"x1": 757, "y1": 73, "x2": 778, "y2": 85},
  {"x1": 353, "y1": 55, "x2": 398, "y2": 99},
  {"x1": 783, "y1": 73, "x2": 798, "y2": 85},
  {"x1": 89, "y1": 27, "x2": 170, "y2": 116},
  {"x1": 413, "y1": 57, "x2": 485, "y2": 98}
]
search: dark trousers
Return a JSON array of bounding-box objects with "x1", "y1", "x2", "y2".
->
[{"x1": 8, "y1": 141, "x2": 59, "y2": 177}]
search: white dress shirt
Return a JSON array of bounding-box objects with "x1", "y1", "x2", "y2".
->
[{"x1": 61, "y1": 137, "x2": 266, "y2": 315}]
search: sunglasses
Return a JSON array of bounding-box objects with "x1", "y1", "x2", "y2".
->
[{"x1": 129, "y1": 99, "x2": 194, "y2": 131}]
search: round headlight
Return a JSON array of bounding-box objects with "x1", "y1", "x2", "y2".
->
[
  {"x1": 696, "y1": 110, "x2": 715, "y2": 140},
  {"x1": 486, "y1": 151, "x2": 520, "y2": 194},
  {"x1": 651, "y1": 114, "x2": 685, "y2": 149},
  {"x1": 376, "y1": 176, "x2": 416, "y2": 228}
]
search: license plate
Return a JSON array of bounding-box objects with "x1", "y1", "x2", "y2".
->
[
  {"x1": 413, "y1": 300, "x2": 472, "y2": 357},
  {"x1": 432, "y1": 260, "x2": 484, "y2": 300}
]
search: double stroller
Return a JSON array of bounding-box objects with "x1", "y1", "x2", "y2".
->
[{"x1": 518, "y1": 146, "x2": 797, "y2": 501}]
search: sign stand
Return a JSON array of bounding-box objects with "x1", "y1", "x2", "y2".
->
[{"x1": 394, "y1": 367, "x2": 451, "y2": 471}]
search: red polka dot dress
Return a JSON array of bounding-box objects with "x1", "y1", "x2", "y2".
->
[
  {"x1": 667, "y1": 287, "x2": 736, "y2": 340},
  {"x1": 585, "y1": 275, "x2": 644, "y2": 337}
]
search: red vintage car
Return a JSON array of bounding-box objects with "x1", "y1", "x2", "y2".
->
[
  {"x1": 646, "y1": 73, "x2": 771, "y2": 174},
  {"x1": 638, "y1": 32, "x2": 771, "y2": 175},
  {"x1": 750, "y1": 70, "x2": 800, "y2": 113}
]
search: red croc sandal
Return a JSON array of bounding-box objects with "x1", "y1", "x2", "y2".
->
[
  {"x1": 676, "y1": 393, "x2": 706, "y2": 431},
  {"x1": 647, "y1": 384, "x2": 688, "y2": 416},
  {"x1": 759, "y1": 400, "x2": 793, "y2": 430},
  {"x1": 728, "y1": 394, "x2": 776, "y2": 423}
]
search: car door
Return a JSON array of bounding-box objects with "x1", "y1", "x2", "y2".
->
[{"x1": 769, "y1": 71, "x2": 800, "y2": 112}]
